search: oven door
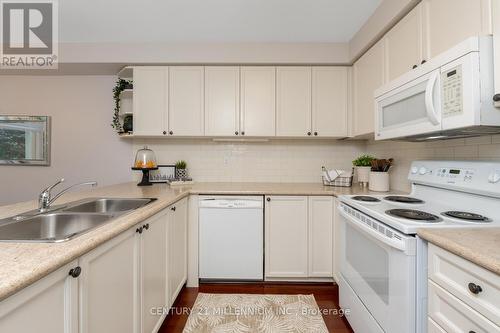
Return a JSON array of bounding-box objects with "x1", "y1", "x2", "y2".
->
[
  {"x1": 338, "y1": 203, "x2": 416, "y2": 333},
  {"x1": 375, "y1": 69, "x2": 442, "y2": 140}
]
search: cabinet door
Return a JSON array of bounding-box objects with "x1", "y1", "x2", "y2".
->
[
  {"x1": 352, "y1": 41, "x2": 385, "y2": 137},
  {"x1": 240, "y1": 67, "x2": 276, "y2": 136},
  {"x1": 168, "y1": 67, "x2": 204, "y2": 136},
  {"x1": 494, "y1": 0, "x2": 500, "y2": 106},
  {"x1": 141, "y1": 212, "x2": 168, "y2": 333},
  {"x1": 168, "y1": 198, "x2": 188, "y2": 306},
  {"x1": 133, "y1": 67, "x2": 168, "y2": 136},
  {"x1": 276, "y1": 67, "x2": 312, "y2": 137},
  {"x1": 332, "y1": 199, "x2": 341, "y2": 283},
  {"x1": 205, "y1": 67, "x2": 240, "y2": 136},
  {"x1": 312, "y1": 67, "x2": 348, "y2": 137},
  {"x1": 384, "y1": 3, "x2": 424, "y2": 81},
  {"x1": 79, "y1": 228, "x2": 140, "y2": 333},
  {"x1": 0, "y1": 261, "x2": 78, "y2": 333},
  {"x1": 265, "y1": 196, "x2": 308, "y2": 278},
  {"x1": 308, "y1": 196, "x2": 333, "y2": 277},
  {"x1": 423, "y1": 0, "x2": 491, "y2": 58}
]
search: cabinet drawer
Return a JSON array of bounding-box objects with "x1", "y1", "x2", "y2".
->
[
  {"x1": 428, "y1": 317, "x2": 446, "y2": 333},
  {"x1": 428, "y1": 280, "x2": 500, "y2": 333},
  {"x1": 428, "y1": 244, "x2": 500, "y2": 325}
]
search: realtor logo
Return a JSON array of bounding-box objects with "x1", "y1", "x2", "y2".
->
[{"x1": 1, "y1": 0, "x2": 58, "y2": 69}]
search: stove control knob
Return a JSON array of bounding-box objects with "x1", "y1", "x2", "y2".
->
[
  {"x1": 488, "y1": 171, "x2": 500, "y2": 184},
  {"x1": 419, "y1": 167, "x2": 427, "y2": 175},
  {"x1": 411, "y1": 167, "x2": 419, "y2": 174}
]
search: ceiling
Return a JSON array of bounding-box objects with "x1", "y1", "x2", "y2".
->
[{"x1": 59, "y1": 0, "x2": 382, "y2": 43}]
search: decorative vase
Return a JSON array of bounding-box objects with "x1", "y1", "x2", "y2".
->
[
  {"x1": 369, "y1": 171, "x2": 390, "y2": 192},
  {"x1": 176, "y1": 168, "x2": 188, "y2": 180},
  {"x1": 356, "y1": 166, "x2": 371, "y2": 186}
]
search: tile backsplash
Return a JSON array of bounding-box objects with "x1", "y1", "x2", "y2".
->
[{"x1": 133, "y1": 139, "x2": 365, "y2": 183}]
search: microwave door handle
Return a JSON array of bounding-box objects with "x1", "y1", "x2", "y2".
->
[{"x1": 425, "y1": 71, "x2": 440, "y2": 125}]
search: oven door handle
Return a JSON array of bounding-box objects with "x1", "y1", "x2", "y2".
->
[{"x1": 339, "y1": 208, "x2": 409, "y2": 253}]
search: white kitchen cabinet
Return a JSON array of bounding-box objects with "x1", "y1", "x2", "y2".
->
[
  {"x1": 204, "y1": 67, "x2": 240, "y2": 136},
  {"x1": 312, "y1": 67, "x2": 349, "y2": 137},
  {"x1": 308, "y1": 196, "x2": 333, "y2": 277},
  {"x1": 332, "y1": 198, "x2": 341, "y2": 283},
  {"x1": 0, "y1": 261, "x2": 78, "y2": 333},
  {"x1": 265, "y1": 196, "x2": 309, "y2": 278},
  {"x1": 423, "y1": 0, "x2": 492, "y2": 58},
  {"x1": 168, "y1": 67, "x2": 204, "y2": 136},
  {"x1": 492, "y1": 0, "x2": 500, "y2": 107},
  {"x1": 384, "y1": 3, "x2": 425, "y2": 81},
  {"x1": 133, "y1": 67, "x2": 168, "y2": 136},
  {"x1": 79, "y1": 227, "x2": 140, "y2": 333},
  {"x1": 352, "y1": 41, "x2": 385, "y2": 137},
  {"x1": 140, "y1": 211, "x2": 168, "y2": 333},
  {"x1": 168, "y1": 198, "x2": 188, "y2": 305},
  {"x1": 240, "y1": 67, "x2": 276, "y2": 136},
  {"x1": 276, "y1": 67, "x2": 312, "y2": 137}
]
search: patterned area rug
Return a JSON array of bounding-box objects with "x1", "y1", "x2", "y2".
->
[{"x1": 183, "y1": 293, "x2": 329, "y2": 333}]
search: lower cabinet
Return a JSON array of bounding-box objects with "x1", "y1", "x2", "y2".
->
[
  {"x1": 265, "y1": 195, "x2": 333, "y2": 279},
  {"x1": 168, "y1": 197, "x2": 188, "y2": 306},
  {"x1": 332, "y1": 198, "x2": 341, "y2": 283},
  {"x1": 0, "y1": 261, "x2": 79, "y2": 333}
]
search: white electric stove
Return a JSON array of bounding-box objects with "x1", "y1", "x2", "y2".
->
[{"x1": 337, "y1": 160, "x2": 500, "y2": 333}]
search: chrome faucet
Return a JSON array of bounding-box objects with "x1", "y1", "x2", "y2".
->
[{"x1": 38, "y1": 179, "x2": 98, "y2": 212}]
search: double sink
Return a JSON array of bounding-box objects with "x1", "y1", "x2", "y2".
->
[{"x1": 0, "y1": 198, "x2": 156, "y2": 243}]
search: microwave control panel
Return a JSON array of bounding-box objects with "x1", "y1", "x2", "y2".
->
[{"x1": 441, "y1": 65, "x2": 463, "y2": 117}]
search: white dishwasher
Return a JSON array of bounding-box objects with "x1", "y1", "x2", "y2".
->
[{"x1": 199, "y1": 196, "x2": 264, "y2": 281}]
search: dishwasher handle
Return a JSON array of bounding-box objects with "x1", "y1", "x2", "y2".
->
[{"x1": 199, "y1": 198, "x2": 263, "y2": 209}]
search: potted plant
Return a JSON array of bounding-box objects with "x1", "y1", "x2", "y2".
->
[
  {"x1": 175, "y1": 160, "x2": 188, "y2": 180},
  {"x1": 352, "y1": 155, "x2": 375, "y2": 186}
]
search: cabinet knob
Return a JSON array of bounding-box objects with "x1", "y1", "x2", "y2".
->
[
  {"x1": 469, "y1": 331, "x2": 476, "y2": 333},
  {"x1": 235, "y1": 131, "x2": 239, "y2": 135},
  {"x1": 266, "y1": 197, "x2": 271, "y2": 202},
  {"x1": 169, "y1": 131, "x2": 173, "y2": 135},
  {"x1": 136, "y1": 226, "x2": 143, "y2": 234},
  {"x1": 143, "y1": 223, "x2": 150, "y2": 230},
  {"x1": 314, "y1": 132, "x2": 318, "y2": 136},
  {"x1": 412, "y1": 65, "x2": 418, "y2": 69},
  {"x1": 307, "y1": 132, "x2": 311, "y2": 136},
  {"x1": 162, "y1": 131, "x2": 167, "y2": 135},
  {"x1": 171, "y1": 206, "x2": 176, "y2": 211},
  {"x1": 421, "y1": 59, "x2": 427, "y2": 65},
  {"x1": 493, "y1": 94, "x2": 500, "y2": 102},
  {"x1": 69, "y1": 266, "x2": 81, "y2": 278},
  {"x1": 241, "y1": 131, "x2": 245, "y2": 136},
  {"x1": 468, "y1": 282, "x2": 482, "y2": 295}
]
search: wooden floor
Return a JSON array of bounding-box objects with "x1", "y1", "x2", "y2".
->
[{"x1": 159, "y1": 283, "x2": 353, "y2": 333}]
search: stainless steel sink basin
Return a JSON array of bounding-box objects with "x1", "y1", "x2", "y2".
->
[
  {"x1": 0, "y1": 198, "x2": 156, "y2": 242},
  {"x1": 62, "y1": 198, "x2": 155, "y2": 213},
  {"x1": 0, "y1": 213, "x2": 112, "y2": 242}
]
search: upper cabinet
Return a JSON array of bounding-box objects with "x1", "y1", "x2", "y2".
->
[
  {"x1": 204, "y1": 67, "x2": 240, "y2": 136},
  {"x1": 312, "y1": 67, "x2": 349, "y2": 137},
  {"x1": 276, "y1": 67, "x2": 312, "y2": 137},
  {"x1": 423, "y1": 0, "x2": 492, "y2": 58},
  {"x1": 384, "y1": 3, "x2": 425, "y2": 81},
  {"x1": 240, "y1": 67, "x2": 276, "y2": 136},
  {"x1": 168, "y1": 67, "x2": 204, "y2": 136},
  {"x1": 352, "y1": 41, "x2": 385, "y2": 137},
  {"x1": 133, "y1": 67, "x2": 168, "y2": 136}
]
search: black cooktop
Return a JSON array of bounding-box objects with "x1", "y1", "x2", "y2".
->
[
  {"x1": 386, "y1": 209, "x2": 441, "y2": 222},
  {"x1": 443, "y1": 211, "x2": 492, "y2": 223},
  {"x1": 352, "y1": 196, "x2": 381, "y2": 202},
  {"x1": 384, "y1": 196, "x2": 424, "y2": 204}
]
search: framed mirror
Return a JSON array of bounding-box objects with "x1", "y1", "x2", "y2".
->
[{"x1": 0, "y1": 116, "x2": 51, "y2": 166}]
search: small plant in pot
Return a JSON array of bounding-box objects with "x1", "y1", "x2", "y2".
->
[
  {"x1": 175, "y1": 160, "x2": 188, "y2": 180},
  {"x1": 352, "y1": 155, "x2": 376, "y2": 186}
]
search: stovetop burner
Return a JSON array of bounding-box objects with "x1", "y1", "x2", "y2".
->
[
  {"x1": 386, "y1": 209, "x2": 442, "y2": 222},
  {"x1": 352, "y1": 196, "x2": 381, "y2": 202},
  {"x1": 384, "y1": 196, "x2": 424, "y2": 204},
  {"x1": 443, "y1": 211, "x2": 492, "y2": 223}
]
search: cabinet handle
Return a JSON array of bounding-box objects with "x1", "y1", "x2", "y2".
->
[
  {"x1": 162, "y1": 131, "x2": 167, "y2": 135},
  {"x1": 235, "y1": 131, "x2": 239, "y2": 135},
  {"x1": 171, "y1": 206, "x2": 176, "y2": 211},
  {"x1": 307, "y1": 132, "x2": 311, "y2": 136},
  {"x1": 412, "y1": 65, "x2": 418, "y2": 69},
  {"x1": 266, "y1": 197, "x2": 271, "y2": 202},
  {"x1": 421, "y1": 59, "x2": 427, "y2": 65},
  {"x1": 136, "y1": 226, "x2": 143, "y2": 234},
  {"x1": 314, "y1": 132, "x2": 318, "y2": 136},
  {"x1": 169, "y1": 131, "x2": 173, "y2": 135},
  {"x1": 469, "y1": 331, "x2": 476, "y2": 333},
  {"x1": 69, "y1": 266, "x2": 82, "y2": 278},
  {"x1": 241, "y1": 131, "x2": 245, "y2": 136},
  {"x1": 143, "y1": 223, "x2": 150, "y2": 230},
  {"x1": 493, "y1": 94, "x2": 500, "y2": 102},
  {"x1": 468, "y1": 282, "x2": 482, "y2": 295}
]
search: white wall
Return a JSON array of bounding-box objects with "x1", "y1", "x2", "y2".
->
[{"x1": 0, "y1": 76, "x2": 133, "y2": 205}]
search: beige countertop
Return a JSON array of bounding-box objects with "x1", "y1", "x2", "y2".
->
[
  {"x1": 418, "y1": 228, "x2": 500, "y2": 275},
  {"x1": 0, "y1": 181, "x2": 379, "y2": 301}
]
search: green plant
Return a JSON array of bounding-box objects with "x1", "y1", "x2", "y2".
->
[
  {"x1": 111, "y1": 78, "x2": 132, "y2": 133},
  {"x1": 175, "y1": 160, "x2": 187, "y2": 169},
  {"x1": 352, "y1": 155, "x2": 376, "y2": 167}
]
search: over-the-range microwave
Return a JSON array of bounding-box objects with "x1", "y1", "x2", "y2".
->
[{"x1": 374, "y1": 36, "x2": 500, "y2": 141}]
